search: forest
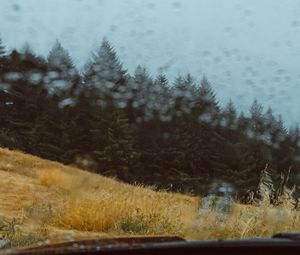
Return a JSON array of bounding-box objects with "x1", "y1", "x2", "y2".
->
[{"x1": 0, "y1": 37, "x2": 299, "y2": 199}]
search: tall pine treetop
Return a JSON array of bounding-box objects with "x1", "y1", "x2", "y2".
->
[
  {"x1": 47, "y1": 40, "x2": 76, "y2": 73},
  {"x1": 197, "y1": 75, "x2": 219, "y2": 113},
  {"x1": 263, "y1": 107, "x2": 276, "y2": 129},
  {"x1": 154, "y1": 73, "x2": 170, "y2": 98},
  {"x1": 225, "y1": 99, "x2": 236, "y2": 115},
  {"x1": 223, "y1": 99, "x2": 237, "y2": 128},
  {"x1": 199, "y1": 75, "x2": 215, "y2": 98},
  {"x1": 133, "y1": 65, "x2": 152, "y2": 85},
  {"x1": 249, "y1": 99, "x2": 264, "y2": 136},
  {"x1": 174, "y1": 74, "x2": 196, "y2": 92},
  {"x1": 21, "y1": 42, "x2": 35, "y2": 56},
  {"x1": 250, "y1": 99, "x2": 263, "y2": 120},
  {"x1": 0, "y1": 37, "x2": 6, "y2": 57},
  {"x1": 155, "y1": 73, "x2": 169, "y2": 87},
  {"x1": 20, "y1": 42, "x2": 46, "y2": 66},
  {"x1": 289, "y1": 124, "x2": 300, "y2": 146},
  {"x1": 84, "y1": 38, "x2": 126, "y2": 86},
  {"x1": 173, "y1": 74, "x2": 197, "y2": 103}
]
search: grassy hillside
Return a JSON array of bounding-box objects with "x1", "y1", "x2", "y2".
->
[
  {"x1": 0, "y1": 148, "x2": 198, "y2": 247},
  {"x1": 0, "y1": 147, "x2": 300, "y2": 249}
]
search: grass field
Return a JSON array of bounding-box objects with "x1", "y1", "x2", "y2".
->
[{"x1": 0, "y1": 147, "x2": 300, "y2": 249}]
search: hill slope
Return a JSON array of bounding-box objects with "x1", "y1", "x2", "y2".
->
[
  {"x1": 1, "y1": 147, "x2": 300, "y2": 249},
  {"x1": 0, "y1": 148, "x2": 198, "y2": 247}
]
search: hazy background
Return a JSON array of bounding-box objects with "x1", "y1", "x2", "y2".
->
[{"x1": 0, "y1": 0, "x2": 300, "y2": 125}]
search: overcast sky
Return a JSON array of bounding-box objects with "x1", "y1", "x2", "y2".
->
[{"x1": 1, "y1": 0, "x2": 300, "y2": 125}]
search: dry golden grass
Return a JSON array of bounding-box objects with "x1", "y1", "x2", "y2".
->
[
  {"x1": 38, "y1": 169, "x2": 73, "y2": 190},
  {"x1": 1, "y1": 147, "x2": 300, "y2": 250},
  {"x1": 186, "y1": 203, "x2": 300, "y2": 240},
  {"x1": 0, "y1": 147, "x2": 197, "y2": 247}
]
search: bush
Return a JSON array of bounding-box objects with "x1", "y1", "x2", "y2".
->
[
  {"x1": 0, "y1": 216, "x2": 19, "y2": 240},
  {"x1": 0, "y1": 215, "x2": 49, "y2": 249},
  {"x1": 119, "y1": 210, "x2": 181, "y2": 235}
]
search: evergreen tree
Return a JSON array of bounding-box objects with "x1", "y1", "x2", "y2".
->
[
  {"x1": 237, "y1": 112, "x2": 249, "y2": 136},
  {"x1": 0, "y1": 39, "x2": 6, "y2": 74},
  {"x1": 48, "y1": 40, "x2": 75, "y2": 72},
  {"x1": 195, "y1": 75, "x2": 220, "y2": 124},
  {"x1": 84, "y1": 38, "x2": 126, "y2": 94},
  {"x1": 223, "y1": 99, "x2": 237, "y2": 129},
  {"x1": 32, "y1": 98, "x2": 64, "y2": 160},
  {"x1": 92, "y1": 110, "x2": 139, "y2": 181},
  {"x1": 273, "y1": 115, "x2": 287, "y2": 143},
  {"x1": 172, "y1": 74, "x2": 197, "y2": 117},
  {"x1": 0, "y1": 38, "x2": 5, "y2": 57},
  {"x1": 249, "y1": 99, "x2": 264, "y2": 137},
  {"x1": 124, "y1": 65, "x2": 154, "y2": 123},
  {"x1": 153, "y1": 74, "x2": 172, "y2": 120},
  {"x1": 155, "y1": 73, "x2": 169, "y2": 87},
  {"x1": 289, "y1": 124, "x2": 300, "y2": 149},
  {"x1": 47, "y1": 40, "x2": 80, "y2": 96},
  {"x1": 4, "y1": 49, "x2": 46, "y2": 152},
  {"x1": 63, "y1": 90, "x2": 98, "y2": 162},
  {"x1": 263, "y1": 107, "x2": 276, "y2": 143}
]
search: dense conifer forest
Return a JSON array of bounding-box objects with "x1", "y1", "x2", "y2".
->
[{"x1": 1, "y1": 37, "x2": 300, "y2": 198}]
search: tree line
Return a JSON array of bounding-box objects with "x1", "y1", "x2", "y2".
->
[{"x1": 0, "y1": 37, "x2": 299, "y2": 198}]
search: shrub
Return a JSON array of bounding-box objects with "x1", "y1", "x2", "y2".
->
[{"x1": 119, "y1": 210, "x2": 181, "y2": 235}]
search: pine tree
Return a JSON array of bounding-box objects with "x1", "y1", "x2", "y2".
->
[
  {"x1": 92, "y1": 110, "x2": 139, "y2": 181},
  {"x1": 237, "y1": 112, "x2": 249, "y2": 136},
  {"x1": 155, "y1": 73, "x2": 168, "y2": 87},
  {"x1": 84, "y1": 38, "x2": 126, "y2": 93},
  {"x1": 4, "y1": 49, "x2": 49, "y2": 154},
  {"x1": 20, "y1": 42, "x2": 36, "y2": 58},
  {"x1": 48, "y1": 40, "x2": 75, "y2": 71},
  {"x1": 0, "y1": 38, "x2": 6, "y2": 73},
  {"x1": 123, "y1": 65, "x2": 154, "y2": 123},
  {"x1": 0, "y1": 38, "x2": 5, "y2": 57},
  {"x1": 263, "y1": 107, "x2": 276, "y2": 139},
  {"x1": 63, "y1": 90, "x2": 98, "y2": 162},
  {"x1": 223, "y1": 99, "x2": 237, "y2": 129},
  {"x1": 163, "y1": 75, "x2": 224, "y2": 193},
  {"x1": 195, "y1": 75, "x2": 220, "y2": 123},
  {"x1": 32, "y1": 100, "x2": 64, "y2": 161},
  {"x1": 289, "y1": 124, "x2": 300, "y2": 148},
  {"x1": 172, "y1": 74, "x2": 197, "y2": 116},
  {"x1": 153, "y1": 74, "x2": 171, "y2": 120},
  {"x1": 273, "y1": 115, "x2": 287, "y2": 143},
  {"x1": 249, "y1": 99, "x2": 264, "y2": 137},
  {"x1": 47, "y1": 40, "x2": 80, "y2": 96},
  {"x1": 238, "y1": 102, "x2": 272, "y2": 193}
]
